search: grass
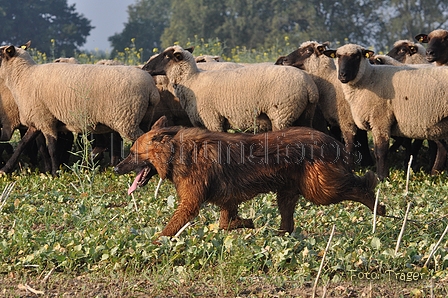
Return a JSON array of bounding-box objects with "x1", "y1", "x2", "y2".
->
[{"x1": 1, "y1": 40, "x2": 448, "y2": 296}]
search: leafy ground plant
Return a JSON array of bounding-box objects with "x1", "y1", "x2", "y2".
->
[{"x1": 0, "y1": 163, "x2": 447, "y2": 297}]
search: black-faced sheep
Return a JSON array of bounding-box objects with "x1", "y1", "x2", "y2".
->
[
  {"x1": 142, "y1": 45, "x2": 319, "y2": 132},
  {"x1": 386, "y1": 40, "x2": 429, "y2": 65},
  {"x1": 369, "y1": 42, "x2": 441, "y2": 173},
  {"x1": 324, "y1": 44, "x2": 448, "y2": 180},
  {"x1": 0, "y1": 42, "x2": 160, "y2": 175},
  {"x1": 415, "y1": 29, "x2": 448, "y2": 66},
  {"x1": 275, "y1": 41, "x2": 373, "y2": 167}
]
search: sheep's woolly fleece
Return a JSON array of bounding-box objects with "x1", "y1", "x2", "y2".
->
[{"x1": 145, "y1": 45, "x2": 319, "y2": 132}]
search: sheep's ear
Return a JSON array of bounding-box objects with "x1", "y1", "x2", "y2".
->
[
  {"x1": 21, "y1": 41, "x2": 31, "y2": 50},
  {"x1": 151, "y1": 116, "x2": 168, "y2": 130},
  {"x1": 409, "y1": 45, "x2": 417, "y2": 55},
  {"x1": 375, "y1": 57, "x2": 385, "y2": 65},
  {"x1": 173, "y1": 52, "x2": 184, "y2": 62},
  {"x1": 363, "y1": 50, "x2": 374, "y2": 59},
  {"x1": 4, "y1": 46, "x2": 16, "y2": 58},
  {"x1": 185, "y1": 47, "x2": 194, "y2": 54},
  {"x1": 316, "y1": 45, "x2": 326, "y2": 54},
  {"x1": 415, "y1": 34, "x2": 428, "y2": 43},
  {"x1": 274, "y1": 56, "x2": 285, "y2": 65},
  {"x1": 323, "y1": 49, "x2": 337, "y2": 58}
]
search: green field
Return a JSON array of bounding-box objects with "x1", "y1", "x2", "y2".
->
[{"x1": 0, "y1": 143, "x2": 447, "y2": 297}]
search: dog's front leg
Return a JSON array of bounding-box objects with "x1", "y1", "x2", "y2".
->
[{"x1": 160, "y1": 194, "x2": 201, "y2": 237}]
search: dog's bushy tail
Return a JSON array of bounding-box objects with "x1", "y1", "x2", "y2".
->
[{"x1": 299, "y1": 162, "x2": 385, "y2": 215}]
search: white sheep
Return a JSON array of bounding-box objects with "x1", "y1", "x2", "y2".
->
[
  {"x1": 368, "y1": 54, "x2": 405, "y2": 66},
  {"x1": 0, "y1": 42, "x2": 160, "y2": 175},
  {"x1": 369, "y1": 42, "x2": 438, "y2": 173},
  {"x1": 142, "y1": 45, "x2": 319, "y2": 132},
  {"x1": 275, "y1": 41, "x2": 373, "y2": 167},
  {"x1": 324, "y1": 43, "x2": 448, "y2": 179},
  {"x1": 194, "y1": 55, "x2": 224, "y2": 63},
  {"x1": 415, "y1": 29, "x2": 448, "y2": 66},
  {"x1": 0, "y1": 79, "x2": 21, "y2": 142},
  {"x1": 53, "y1": 57, "x2": 79, "y2": 64}
]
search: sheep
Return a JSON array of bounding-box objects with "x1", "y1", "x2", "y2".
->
[
  {"x1": 386, "y1": 40, "x2": 429, "y2": 64},
  {"x1": 142, "y1": 45, "x2": 319, "y2": 132},
  {"x1": 369, "y1": 44, "x2": 439, "y2": 172},
  {"x1": 323, "y1": 43, "x2": 448, "y2": 179},
  {"x1": 369, "y1": 54, "x2": 405, "y2": 66},
  {"x1": 53, "y1": 57, "x2": 79, "y2": 64},
  {"x1": 151, "y1": 74, "x2": 193, "y2": 127},
  {"x1": 415, "y1": 29, "x2": 448, "y2": 66},
  {"x1": 194, "y1": 55, "x2": 224, "y2": 63},
  {"x1": 0, "y1": 77, "x2": 74, "y2": 171},
  {"x1": 0, "y1": 42, "x2": 160, "y2": 175},
  {"x1": 95, "y1": 59, "x2": 125, "y2": 66},
  {"x1": 275, "y1": 41, "x2": 374, "y2": 167},
  {"x1": 196, "y1": 61, "x2": 244, "y2": 70},
  {"x1": 53, "y1": 56, "x2": 124, "y2": 166}
]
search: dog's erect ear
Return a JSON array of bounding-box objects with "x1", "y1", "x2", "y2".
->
[{"x1": 151, "y1": 116, "x2": 168, "y2": 130}]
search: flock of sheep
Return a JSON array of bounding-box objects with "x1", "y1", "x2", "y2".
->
[{"x1": 0, "y1": 28, "x2": 448, "y2": 180}]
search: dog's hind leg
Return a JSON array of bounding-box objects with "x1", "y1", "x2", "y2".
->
[
  {"x1": 276, "y1": 191, "x2": 299, "y2": 235},
  {"x1": 219, "y1": 204, "x2": 254, "y2": 230}
]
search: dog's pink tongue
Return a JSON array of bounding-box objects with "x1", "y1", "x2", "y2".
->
[{"x1": 128, "y1": 169, "x2": 144, "y2": 195}]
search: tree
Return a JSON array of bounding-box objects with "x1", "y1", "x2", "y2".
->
[
  {"x1": 159, "y1": 0, "x2": 386, "y2": 53},
  {"x1": 0, "y1": 0, "x2": 93, "y2": 57},
  {"x1": 377, "y1": 0, "x2": 448, "y2": 52},
  {"x1": 109, "y1": 0, "x2": 172, "y2": 60},
  {"x1": 160, "y1": 0, "x2": 226, "y2": 49},
  {"x1": 110, "y1": 0, "x2": 448, "y2": 58}
]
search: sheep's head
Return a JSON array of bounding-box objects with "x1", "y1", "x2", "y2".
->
[
  {"x1": 386, "y1": 40, "x2": 423, "y2": 63},
  {"x1": 0, "y1": 41, "x2": 31, "y2": 67},
  {"x1": 275, "y1": 41, "x2": 330, "y2": 70},
  {"x1": 142, "y1": 46, "x2": 194, "y2": 75},
  {"x1": 415, "y1": 29, "x2": 448, "y2": 65},
  {"x1": 324, "y1": 44, "x2": 374, "y2": 84}
]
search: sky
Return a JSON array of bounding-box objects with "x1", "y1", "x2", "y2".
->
[{"x1": 67, "y1": 0, "x2": 136, "y2": 52}]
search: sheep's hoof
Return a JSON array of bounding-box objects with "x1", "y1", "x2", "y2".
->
[{"x1": 0, "y1": 170, "x2": 6, "y2": 176}]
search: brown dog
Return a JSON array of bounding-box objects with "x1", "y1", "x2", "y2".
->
[{"x1": 115, "y1": 116, "x2": 385, "y2": 238}]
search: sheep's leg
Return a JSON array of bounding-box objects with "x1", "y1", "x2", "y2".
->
[
  {"x1": 340, "y1": 130, "x2": 356, "y2": 168},
  {"x1": 430, "y1": 140, "x2": 447, "y2": 175},
  {"x1": 45, "y1": 134, "x2": 59, "y2": 176},
  {"x1": 427, "y1": 141, "x2": 438, "y2": 172},
  {"x1": 35, "y1": 133, "x2": 52, "y2": 172},
  {"x1": 110, "y1": 132, "x2": 123, "y2": 166},
  {"x1": 372, "y1": 132, "x2": 390, "y2": 180},
  {"x1": 0, "y1": 126, "x2": 41, "y2": 174},
  {"x1": 219, "y1": 204, "x2": 254, "y2": 230},
  {"x1": 355, "y1": 129, "x2": 374, "y2": 167},
  {"x1": 277, "y1": 191, "x2": 299, "y2": 235}
]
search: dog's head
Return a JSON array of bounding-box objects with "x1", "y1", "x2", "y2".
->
[{"x1": 114, "y1": 116, "x2": 180, "y2": 194}]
